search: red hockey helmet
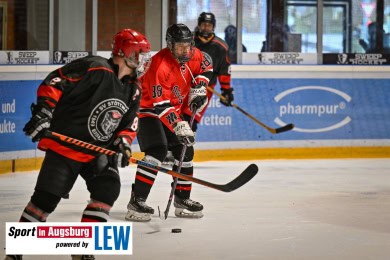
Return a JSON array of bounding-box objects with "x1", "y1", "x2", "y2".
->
[{"x1": 112, "y1": 29, "x2": 151, "y2": 76}]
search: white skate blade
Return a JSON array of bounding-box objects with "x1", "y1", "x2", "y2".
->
[
  {"x1": 125, "y1": 209, "x2": 152, "y2": 222},
  {"x1": 174, "y1": 208, "x2": 203, "y2": 218}
]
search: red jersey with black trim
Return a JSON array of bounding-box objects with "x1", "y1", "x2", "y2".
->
[
  {"x1": 36, "y1": 56, "x2": 141, "y2": 162},
  {"x1": 183, "y1": 34, "x2": 231, "y2": 121},
  {"x1": 139, "y1": 47, "x2": 213, "y2": 132}
]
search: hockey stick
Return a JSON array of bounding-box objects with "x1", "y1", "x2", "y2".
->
[
  {"x1": 43, "y1": 131, "x2": 259, "y2": 192},
  {"x1": 207, "y1": 86, "x2": 294, "y2": 134},
  {"x1": 158, "y1": 108, "x2": 197, "y2": 220}
]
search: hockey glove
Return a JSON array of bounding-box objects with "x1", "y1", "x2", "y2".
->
[
  {"x1": 23, "y1": 103, "x2": 53, "y2": 142},
  {"x1": 220, "y1": 88, "x2": 234, "y2": 106},
  {"x1": 174, "y1": 121, "x2": 195, "y2": 146},
  {"x1": 188, "y1": 85, "x2": 208, "y2": 112},
  {"x1": 112, "y1": 137, "x2": 132, "y2": 168}
]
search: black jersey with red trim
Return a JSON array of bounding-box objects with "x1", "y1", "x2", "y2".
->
[
  {"x1": 37, "y1": 56, "x2": 141, "y2": 162},
  {"x1": 194, "y1": 34, "x2": 231, "y2": 90}
]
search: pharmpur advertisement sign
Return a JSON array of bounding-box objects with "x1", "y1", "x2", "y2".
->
[
  {"x1": 0, "y1": 77, "x2": 390, "y2": 154},
  {"x1": 196, "y1": 78, "x2": 389, "y2": 141}
]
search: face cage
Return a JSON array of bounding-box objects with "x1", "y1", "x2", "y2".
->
[
  {"x1": 136, "y1": 52, "x2": 152, "y2": 77},
  {"x1": 123, "y1": 51, "x2": 152, "y2": 77},
  {"x1": 169, "y1": 41, "x2": 195, "y2": 64}
]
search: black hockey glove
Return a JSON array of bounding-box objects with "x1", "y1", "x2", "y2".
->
[
  {"x1": 188, "y1": 85, "x2": 208, "y2": 112},
  {"x1": 174, "y1": 121, "x2": 195, "y2": 147},
  {"x1": 23, "y1": 103, "x2": 53, "y2": 142},
  {"x1": 112, "y1": 137, "x2": 132, "y2": 168},
  {"x1": 220, "y1": 88, "x2": 234, "y2": 106}
]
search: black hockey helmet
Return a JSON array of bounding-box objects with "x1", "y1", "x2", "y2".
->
[
  {"x1": 166, "y1": 23, "x2": 194, "y2": 45},
  {"x1": 166, "y1": 23, "x2": 194, "y2": 63},
  {"x1": 198, "y1": 12, "x2": 216, "y2": 28}
]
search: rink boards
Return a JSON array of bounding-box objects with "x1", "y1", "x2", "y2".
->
[{"x1": 0, "y1": 65, "x2": 389, "y2": 173}]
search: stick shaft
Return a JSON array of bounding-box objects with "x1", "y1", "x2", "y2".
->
[
  {"x1": 44, "y1": 130, "x2": 248, "y2": 192},
  {"x1": 207, "y1": 86, "x2": 294, "y2": 134},
  {"x1": 161, "y1": 111, "x2": 196, "y2": 219}
]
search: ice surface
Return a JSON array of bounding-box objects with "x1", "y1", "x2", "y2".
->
[{"x1": 1, "y1": 159, "x2": 390, "y2": 259}]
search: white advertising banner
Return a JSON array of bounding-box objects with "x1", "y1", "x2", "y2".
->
[
  {"x1": 242, "y1": 52, "x2": 317, "y2": 65},
  {"x1": 0, "y1": 51, "x2": 50, "y2": 65}
]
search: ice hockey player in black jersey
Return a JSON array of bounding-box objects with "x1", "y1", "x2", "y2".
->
[
  {"x1": 5, "y1": 29, "x2": 151, "y2": 260},
  {"x1": 180, "y1": 12, "x2": 234, "y2": 131}
]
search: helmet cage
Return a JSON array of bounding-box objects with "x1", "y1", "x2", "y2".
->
[
  {"x1": 167, "y1": 40, "x2": 195, "y2": 64},
  {"x1": 135, "y1": 52, "x2": 151, "y2": 77},
  {"x1": 120, "y1": 50, "x2": 151, "y2": 77}
]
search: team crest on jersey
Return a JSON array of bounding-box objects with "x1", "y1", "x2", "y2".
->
[{"x1": 88, "y1": 99, "x2": 129, "y2": 141}]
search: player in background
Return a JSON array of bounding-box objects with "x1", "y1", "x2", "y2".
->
[
  {"x1": 5, "y1": 29, "x2": 151, "y2": 260},
  {"x1": 125, "y1": 23, "x2": 212, "y2": 222},
  {"x1": 184, "y1": 12, "x2": 234, "y2": 128},
  {"x1": 163, "y1": 12, "x2": 234, "y2": 165}
]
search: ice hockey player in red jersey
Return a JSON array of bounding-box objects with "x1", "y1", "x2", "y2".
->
[
  {"x1": 163, "y1": 12, "x2": 234, "y2": 165},
  {"x1": 6, "y1": 29, "x2": 151, "y2": 260},
  {"x1": 125, "y1": 23, "x2": 213, "y2": 222}
]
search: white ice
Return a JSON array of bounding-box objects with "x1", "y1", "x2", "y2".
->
[{"x1": 1, "y1": 159, "x2": 390, "y2": 260}]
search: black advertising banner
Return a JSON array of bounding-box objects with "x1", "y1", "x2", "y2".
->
[
  {"x1": 323, "y1": 53, "x2": 390, "y2": 65},
  {"x1": 53, "y1": 51, "x2": 91, "y2": 64}
]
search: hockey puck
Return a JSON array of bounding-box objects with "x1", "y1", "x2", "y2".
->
[{"x1": 171, "y1": 228, "x2": 182, "y2": 233}]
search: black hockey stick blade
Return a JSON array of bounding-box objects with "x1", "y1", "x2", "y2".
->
[
  {"x1": 219, "y1": 163, "x2": 259, "y2": 192},
  {"x1": 132, "y1": 158, "x2": 258, "y2": 192},
  {"x1": 275, "y1": 123, "x2": 295, "y2": 134}
]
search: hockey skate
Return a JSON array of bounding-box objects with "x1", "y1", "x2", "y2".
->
[
  {"x1": 4, "y1": 256, "x2": 22, "y2": 260},
  {"x1": 174, "y1": 196, "x2": 204, "y2": 218},
  {"x1": 71, "y1": 255, "x2": 95, "y2": 260},
  {"x1": 125, "y1": 189, "x2": 154, "y2": 222},
  {"x1": 162, "y1": 151, "x2": 175, "y2": 166}
]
